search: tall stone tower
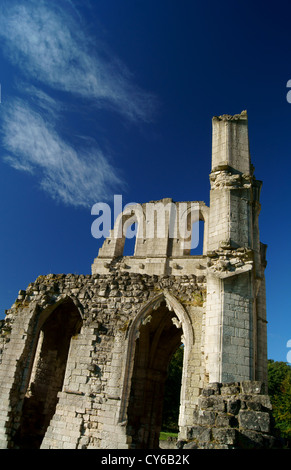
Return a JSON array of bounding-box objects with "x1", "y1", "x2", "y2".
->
[
  {"x1": 0, "y1": 111, "x2": 274, "y2": 450},
  {"x1": 205, "y1": 111, "x2": 267, "y2": 385}
]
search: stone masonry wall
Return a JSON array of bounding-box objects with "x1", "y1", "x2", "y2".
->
[
  {"x1": 179, "y1": 381, "x2": 279, "y2": 449},
  {"x1": 0, "y1": 271, "x2": 206, "y2": 449}
]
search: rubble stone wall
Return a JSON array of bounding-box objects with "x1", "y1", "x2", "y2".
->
[
  {"x1": 0, "y1": 272, "x2": 206, "y2": 449},
  {"x1": 180, "y1": 381, "x2": 279, "y2": 449}
]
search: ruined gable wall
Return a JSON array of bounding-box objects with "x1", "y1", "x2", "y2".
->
[{"x1": 0, "y1": 271, "x2": 206, "y2": 449}]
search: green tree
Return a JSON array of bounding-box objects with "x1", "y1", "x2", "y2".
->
[
  {"x1": 268, "y1": 360, "x2": 291, "y2": 440},
  {"x1": 162, "y1": 345, "x2": 184, "y2": 433}
]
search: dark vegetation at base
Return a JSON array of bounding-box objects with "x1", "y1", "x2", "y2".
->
[
  {"x1": 162, "y1": 345, "x2": 183, "y2": 433},
  {"x1": 267, "y1": 360, "x2": 291, "y2": 443}
]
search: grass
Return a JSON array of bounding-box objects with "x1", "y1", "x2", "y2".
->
[{"x1": 159, "y1": 431, "x2": 178, "y2": 441}]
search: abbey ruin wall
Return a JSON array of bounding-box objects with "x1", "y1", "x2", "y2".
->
[{"x1": 0, "y1": 111, "x2": 275, "y2": 449}]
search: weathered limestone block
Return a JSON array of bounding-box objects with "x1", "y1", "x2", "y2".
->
[
  {"x1": 238, "y1": 411, "x2": 270, "y2": 434},
  {"x1": 186, "y1": 425, "x2": 211, "y2": 443},
  {"x1": 198, "y1": 396, "x2": 226, "y2": 412},
  {"x1": 241, "y1": 380, "x2": 265, "y2": 395},
  {"x1": 179, "y1": 381, "x2": 279, "y2": 449},
  {"x1": 215, "y1": 413, "x2": 238, "y2": 428},
  {"x1": 212, "y1": 427, "x2": 237, "y2": 446}
]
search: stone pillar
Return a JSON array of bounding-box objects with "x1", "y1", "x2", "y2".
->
[
  {"x1": 208, "y1": 110, "x2": 252, "y2": 251},
  {"x1": 204, "y1": 111, "x2": 258, "y2": 383},
  {"x1": 0, "y1": 305, "x2": 36, "y2": 448}
]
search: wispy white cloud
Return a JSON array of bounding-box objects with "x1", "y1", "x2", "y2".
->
[
  {"x1": 18, "y1": 83, "x2": 63, "y2": 119},
  {"x1": 0, "y1": 0, "x2": 155, "y2": 207},
  {"x1": 0, "y1": 0, "x2": 155, "y2": 122},
  {"x1": 1, "y1": 98, "x2": 124, "y2": 207}
]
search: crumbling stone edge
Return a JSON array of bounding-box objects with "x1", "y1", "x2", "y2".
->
[{"x1": 177, "y1": 381, "x2": 282, "y2": 449}]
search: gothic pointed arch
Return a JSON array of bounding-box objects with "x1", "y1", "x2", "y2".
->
[
  {"x1": 12, "y1": 295, "x2": 83, "y2": 448},
  {"x1": 118, "y1": 291, "x2": 194, "y2": 448}
]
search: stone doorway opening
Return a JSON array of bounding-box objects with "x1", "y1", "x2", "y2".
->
[
  {"x1": 126, "y1": 301, "x2": 184, "y2": 449},
  {"x1": 14, "y1": 299, "x2": 82, "y2": 449},
  {"x1": 161, "y1": 344, "x2": 184, "y2": 435}
]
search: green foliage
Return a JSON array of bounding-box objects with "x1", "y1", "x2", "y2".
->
[
  {"x1": 268, "y1": 360, "x2": 291, "y2": 440},
  {"x1": 162, "y1": 345, "x2": 184, "y2": 432},
  {"x1": 159, "y1": 431, "x2": 178, "y2": 441}
]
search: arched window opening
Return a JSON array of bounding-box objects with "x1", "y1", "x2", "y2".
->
[
  {"x1": 126, "y1": 301, "x2": 183, "y2": 449},
  {"x1": 123, "y1": 222, "x2": 137, "y2": 256},
  {"x1": 14, "y1": 299, "x2": 82, "y2": 449},
  {"x1": 190, "y1": 220, "x2": 204, "y2": 255}
]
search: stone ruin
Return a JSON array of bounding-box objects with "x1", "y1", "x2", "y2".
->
[{"x1": 0, "y1": 111, "x2": 280, "y2": 449}]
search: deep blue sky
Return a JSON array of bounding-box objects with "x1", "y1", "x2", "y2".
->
[{"x1": 0, "y1": 0, "x2": 290, "y2": 362}]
